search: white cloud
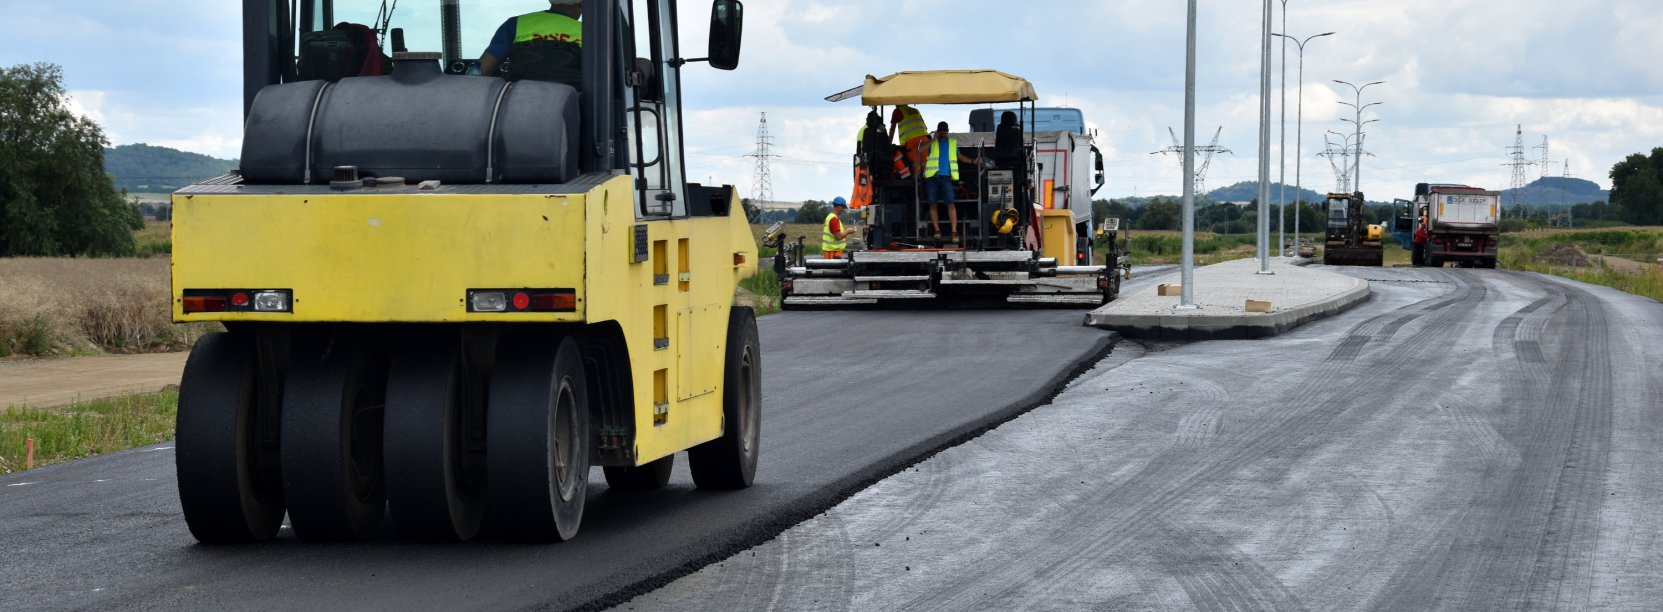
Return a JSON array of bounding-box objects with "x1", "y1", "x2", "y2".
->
[
  {"x1": 64, "y1": 90, "x2": 107, "y2": 127},
  {"x1": 6, "y1": 0, "x2": 1658, "y2": 201}
]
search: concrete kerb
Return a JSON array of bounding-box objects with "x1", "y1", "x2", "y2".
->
[{"x1": 1085, "y1": 258, "x2": 1371, "y2": 341}]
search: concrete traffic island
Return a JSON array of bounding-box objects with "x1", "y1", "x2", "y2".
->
[{"x1": 1086, "y1": 257, "x2": 1369, "y2": 340}]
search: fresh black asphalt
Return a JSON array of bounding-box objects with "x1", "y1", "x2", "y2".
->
[{"x1": 0, "y1": 308, "x2": 1116, "y2": 611}]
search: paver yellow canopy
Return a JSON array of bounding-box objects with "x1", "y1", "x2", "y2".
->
[
  {"x1": 170, "y1": 0, "x2": 760, "y2": 545},
  {"x1": 857, "y1": 70, "x2": 1039, "y2": 105}
]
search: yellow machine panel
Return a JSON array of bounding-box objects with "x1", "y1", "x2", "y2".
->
[
  {"x1": 1039, "y1": 208, "x2": 1077, "y2": 263},
  {"x1": 173, "y1": 191, "x2": 589, "y2": 323},
  {"x1": 172, "y1": 175, "x2": 758, "y2": 464}
]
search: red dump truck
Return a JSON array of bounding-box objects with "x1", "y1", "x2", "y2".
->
[{"x1": 1413, "y1": 183, "x2": 1501, "y2": 269}]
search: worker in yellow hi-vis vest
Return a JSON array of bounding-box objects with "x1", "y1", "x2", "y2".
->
[
  {"x1": 478, "y1": 0, "x2": 583, "y2": 77},
  {"x1": 923, "y1": 122, "x2": 979, "y2": 244},
  {"x1": 822, "y1": 198, "x2": 857, "y2": 259}
]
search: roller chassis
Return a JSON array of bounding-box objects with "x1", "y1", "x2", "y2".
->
[{"x1": 173, "y1": 175, "x2": 761, "y2": 543}]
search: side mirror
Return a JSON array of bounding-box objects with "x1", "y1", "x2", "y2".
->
[
  {"x1": 708, "y1": 0, "x2": 744, "y2": 70},
  {"x1": 1090, "y1": 145, "x2": 1106, "y2": 196}
]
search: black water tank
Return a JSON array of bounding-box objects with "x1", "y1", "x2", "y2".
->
[{"x1": 240, "y1": 64, "x2": 578, "y2": 185}]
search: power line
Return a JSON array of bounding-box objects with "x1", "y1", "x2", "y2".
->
[
  {"x1": 1534, "y1": 136, "x2": 1550, "y2": 180},
  {"x1": 1503, "y1": 124, "x2": 1533, "y2": 212},
  {"x1": 743, "y1": 112, "x2": 777, "y2": 222},
  {"x1": 1154, "y1": 126, "x2": 1231, "y2": 194}
]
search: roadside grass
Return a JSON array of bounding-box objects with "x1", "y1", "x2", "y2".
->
[
  {"x1": 1502, "y1": 226, "x2": 1663, "y2": 257},
  {"x1": 0, "y1": 389, "x2": 178, "y2": 474},
  {"x1": 1498, "y1": 228, "x2": 1663, "y2": 302},
  {"x1": 1115, "y1": 231, "x2": 1322, "y2": 265},
  {"x1": 0, "y1": 258, "x2": 216, "y2": 358},
  {"x1": 738, "y1": 266, "x2": 781, "y2": 315}
]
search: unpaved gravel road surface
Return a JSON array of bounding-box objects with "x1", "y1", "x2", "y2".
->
[
  {"x1": 0, "y1": 352, "x2": 189, "y2": 408},
  {"x1": 625, "y1": 267, "x2": 1663, "y2": 611}
]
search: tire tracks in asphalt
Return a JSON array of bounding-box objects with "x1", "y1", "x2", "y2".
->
[
  {"x1": 1369, "y1": 273, "x2": 1613, "y2": 610},
  {"x1": 902, "y1": 270, "x2": 1488, "y2": 611}
]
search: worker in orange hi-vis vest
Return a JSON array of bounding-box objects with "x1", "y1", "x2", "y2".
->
[{"x1": 850, "y1": 163, "x2": 874, "y2": 209}]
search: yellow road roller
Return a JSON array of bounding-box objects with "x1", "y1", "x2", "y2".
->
[{"x1": 172, "y1": 0, "x2": 757, "y2": 543}]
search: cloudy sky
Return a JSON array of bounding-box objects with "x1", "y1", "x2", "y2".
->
[{"x1": 3, "y1": 0, "x2": 1659, "y2": 202}]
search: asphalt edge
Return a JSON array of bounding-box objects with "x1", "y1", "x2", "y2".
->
[{"x1": 572, "y1": 330, "x2": 1124, "y2": 611}]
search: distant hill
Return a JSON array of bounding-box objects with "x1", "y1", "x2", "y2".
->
[
  {"x1": 1501, "y1": 176, "x2": 1609, "y2": 207},
  {"x1": 104, "y1": 144, "x2": 237, "y2": 193},
  {"x1": 1206, "y1": 181, "x2": 1327, "y2": 205}
]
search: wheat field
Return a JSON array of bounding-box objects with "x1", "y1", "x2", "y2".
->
[{"x1": 0, "y1": 257, "x2": 214, "y2": 357}]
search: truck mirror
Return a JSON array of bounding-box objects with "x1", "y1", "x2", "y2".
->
[
  {"x1": 708, "y1": 0, "x2": 744, "y2": 71},
  {"x1": 1090, "y1": 145, "x2": 1106, "y2": 195}
]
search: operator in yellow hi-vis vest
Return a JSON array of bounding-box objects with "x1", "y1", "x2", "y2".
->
[
  {"x1": 821, "y1": 197, "x2": 858, "y2": 259},
  {"x1": 923, "y1": 121, "x2": 979, "y2": 244},
  {"x1": 478, "y1": 0, "x2": 583, "y2": 77}
]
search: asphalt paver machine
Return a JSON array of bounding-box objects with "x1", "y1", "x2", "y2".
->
[{"x1": 779, "y1": 70, "x2": 1127, "y2": 307}]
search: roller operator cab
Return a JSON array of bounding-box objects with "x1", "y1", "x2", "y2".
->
[{"x1": 172, "y1": 0, "x2": 754, "y2": 544}]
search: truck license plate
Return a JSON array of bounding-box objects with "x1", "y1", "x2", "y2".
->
[{"x1": 1458, "y1": 240, "x2": 1472, "y2": 248}]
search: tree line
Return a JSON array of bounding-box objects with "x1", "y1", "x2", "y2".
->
[
  {"x1": 1609, "y1": 148, "x2": 1663, "y2": 226},
  {"x1": 0, "y1": 63, "x2": 140, "y2": 257}
]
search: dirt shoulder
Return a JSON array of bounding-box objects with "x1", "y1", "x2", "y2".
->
[{"x1": 0, "y1": 351, "x2": 189, "y2": 409}]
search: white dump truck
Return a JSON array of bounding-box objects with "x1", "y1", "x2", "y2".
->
[{"x1": 1413, "y1": 183, "x2": 1501, "y2": 268}]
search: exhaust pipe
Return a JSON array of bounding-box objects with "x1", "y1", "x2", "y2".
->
[{"x1": 440, "y1": 0, "x2": 462, "y2": 72}]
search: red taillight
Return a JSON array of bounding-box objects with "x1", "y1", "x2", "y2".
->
[
  {"x1": 468, "y1": 289, "x2": 577, "y2": 313},
  {"x1": 182, "y1": 296, "x2": 228, "y2": 313},
  {"x1": 230, "y1": 292, "x2": 250, "y2": 307}
]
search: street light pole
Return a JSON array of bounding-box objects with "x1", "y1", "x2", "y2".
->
[
  {"x1": 1340, "y1": 113, "x2": 1380, "y2": 190},
  {"x1": 1277, "y1": 0, "x2": 1287, "y2": 258},
  {"x1": 1273, "y1": 31, "x2": 1333, "y2": 258},
  {"x1": 1179, "y1": 0, "x2": 1198, "y2": 309},
  {"x1": 1334, "y1": 79, "x2": 1384, "y2": 194},
  {"x1": 1256, "y1": 0, "x2": 1273, "y2": 274}
]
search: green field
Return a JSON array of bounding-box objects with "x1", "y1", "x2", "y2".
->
[{"x1": 1, "y1": 389, "x2": 178, "y2": 473}]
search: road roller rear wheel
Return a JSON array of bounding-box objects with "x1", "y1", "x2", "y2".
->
[
  {"x1": 176, "y1": 332, "x2": 285, "y2": 543},
  {"x1": 384, "y1": 340, "x2": 488, "y2": 541},
  {"x1": 603, "y1": 454, "x2": 674, "y2": 492},
  {"x1": 281, "y1": 335, "x2": 389, "y2": 541},
  {"x1": 487, "y1": 335, "x2": 590, "y2": 542},
  {"x1": 689, "y1": 307, "x2": 761, "y2": 489}
]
